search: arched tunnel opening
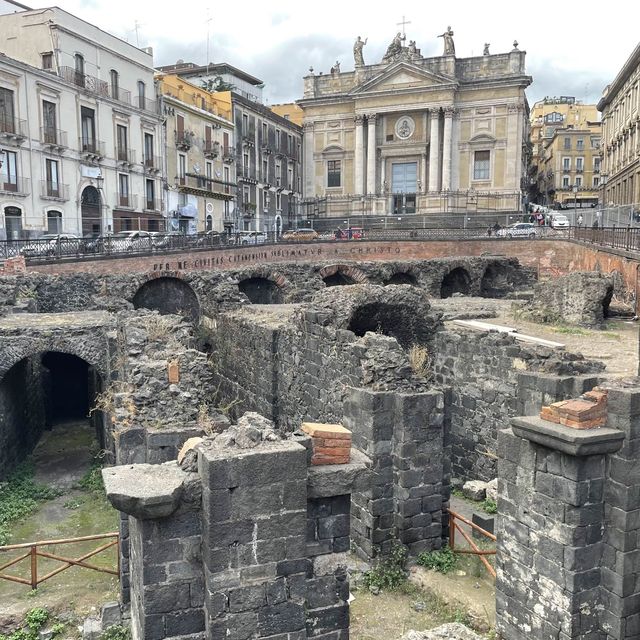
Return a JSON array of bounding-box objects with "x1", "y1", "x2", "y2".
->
[
  {"x1": 0, "y1": 352, "x2": 104, "y2": 481},
  {"x1": 602, "y1": 285, "x2": 614, "y2": 319},
  {"x1": 384, "y1": 272, "x2": 418, "y2": 286},
  {"x1": 348, "y1": 302, "x2": 432, "y2": 350},
  {"x1": 133, "y1": 277, "x2": 200, "y2": 322},
  {"x1": 440, "y1": 267, "x2": 472, "y2": 298},
  {"x1": 324, "y1": 272, "x2": 356, "y2": 287},
  {"x1": 238, "y1": 277, "x2": 283, "y2": 304},
  {"x1": 480, "y1": 263, "x2": 514, "y2": 298}
]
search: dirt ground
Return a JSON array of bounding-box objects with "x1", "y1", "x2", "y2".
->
[{"x1": 440, "y1": 297, "x2": 639, "y2": 377}]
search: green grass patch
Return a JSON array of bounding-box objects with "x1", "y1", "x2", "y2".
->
[
  {"x1": 551, "y1": 326, "x2": 589, "y2": 336},
  {"x1": 362, "y1": 542, "x2": 408, "y2": 591},
  {"x1": 0, "y1": 607, "x2": 49, "y2": 640},
  {"x1": 482, "y1": 498, "x2": 497, "y2": 514},
  {"x1": 416, "y1": 546, "x2": 458, "y2": 574},
  {"x1": 0, "y1": 463, "x2": 61, "y2": 545},
  {"x1": 78, "y1": 451, "x2": 106, "y2": 493},
  {"x1": 602, "y1": 332, "x2": 621, "y2": 340},
  {"x1": 100, "y1": 626, "x2": 131, "y2": 640}
]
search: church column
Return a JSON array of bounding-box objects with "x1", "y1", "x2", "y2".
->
[
  {"x1": 442, "y1": 107, "x2": 455, "y2": 190},
  {"x1": 429, "y1": 109, "x2": 440, "y2": 192},
  {"x1": 302, "y1": 122, "x2": 315, "y2": 197},
  {"x1": 354, "y1": 115, "x2": 365, "y2": 195},
  {"x1": 367, "y1": 114, "x2": 377, "y2": 194}
]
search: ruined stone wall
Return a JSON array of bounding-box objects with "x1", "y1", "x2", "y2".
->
[
  {"x1": 211, "y1": 286, "x2": 441, "y2": 431},
  {"x1": 433, "y1": 329, "x2": 604, "y2": 482},
  {"x1": 531, "y1": 271, "x2": 615, "y2": 328},
  {"x1": 0, "y1": 356, "x2": 46, "y2": 478}
]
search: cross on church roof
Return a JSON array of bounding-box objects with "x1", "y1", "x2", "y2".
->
[{"x1": 396, "y1": 15, "x2": 411, "y2": 37}]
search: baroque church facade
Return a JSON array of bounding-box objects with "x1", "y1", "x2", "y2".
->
[{"x1": 298, "y1": 31, "x2": 532, "y2": 216}]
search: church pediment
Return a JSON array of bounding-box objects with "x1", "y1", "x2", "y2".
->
[{"x1": 351, "y1": 62, "x2": 456, "y2": 95}]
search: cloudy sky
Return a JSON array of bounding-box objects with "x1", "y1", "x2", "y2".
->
[{"x1": 30, "y1": 0, "x2": 639, "y2": 107}]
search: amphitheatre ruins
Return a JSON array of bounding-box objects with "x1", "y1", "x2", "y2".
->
[{"x1": 1, "y1": 230, "x2": 640, "y2": 640}]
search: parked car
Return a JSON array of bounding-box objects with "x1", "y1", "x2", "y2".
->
[
  {"x1": 551, "y1": 214, "x2": 570, "y2": 229},
  {"x1": 151, "y1": 231, "x2": 189, "y2": 250},
  {"x1": 335, "y1": 227, "x2": 364, "y2": 240},
  {"x1": 496, "y1": 223, "x2": 538, "y2": 239},
  {"x1": 193, "y1": 230, "x2": 224, "y2": 248},
  {"x1": 281, "y1": 229, "x2": 319, "y2": 242},
  {"x1": 20, "y1": 234, "x2": 81, "y2": 257},
  {"x1": 110, "y1": 230, "x2": 154, "y2": 252},
  {"x1": 237, "y1": 231, "x2": 267, "y2": 245}
]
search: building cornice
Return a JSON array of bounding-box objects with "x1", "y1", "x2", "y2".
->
[
  {"x1": 597, "y1": 42, "x2": 640, "y2": 111},
  {"x1": 161, "y1": 94, "x2": 234, "y2": 128}
]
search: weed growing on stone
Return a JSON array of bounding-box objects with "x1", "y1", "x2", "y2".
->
[
  {"x1": 78, "y1": 449, "x2": 106, "y2": 493},
  {"x1": 63, "y1": 498, "x2": 83, "y2": 510},
  {"x1": 416, "y1": 546, "x2": 458, "y2": 574},
  {"x1": 362, "y1": 542, "x2": 408, "y2": 591},
  {"x1": 0, "y1": 607, "x2": 49, "y2": 640},
  {"x1": 482, "y1": 498, "x2": 497, "y2": 514},
  {"x1": 408, "y1": 344, "x2": 434, "y2": 381},
  {"x1": 0, "y1": 463, "x2": 61, "y2": 545},
  {"x1": 99, "y1": 625, "x2": 131, "y2": 640}
]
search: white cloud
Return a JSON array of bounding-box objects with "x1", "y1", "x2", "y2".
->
[{"x1": 30, "y1": 0, "x2": 640, "y2": 105}]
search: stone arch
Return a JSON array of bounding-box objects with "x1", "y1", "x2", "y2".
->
[
  {"x1": 319, "y1": 264, "x2": 368, "y2": 287},
  {"x1": 347, "y1": 301, "x2": 433, "y2": 349},
  {"x1": 480, "y1": 262, "x2": 514, "y2": 298},
  {"x1": 440, "y1": 267, "x2": 472, "y2": 298},
  {"x1": 602, "y1": 284, "x2": 614, "y2": 319},
  {"x1": 81, "y1": 185, "x2": 102, "y2": 236},
  {"x1": 0, "y1": 349, "x2": 106, "y2": 479},
  {"x1": 384, "y1": 271, "x2": 418, "y2": 286},
  {"x1": 132, "y1": 275, "x2": 200, "y2": 322},
  {"x1": 236, "y1": 269, "x2": 289, "y2": 305}
]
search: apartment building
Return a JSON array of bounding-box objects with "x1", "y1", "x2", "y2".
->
[
  {"x1": 538, "y1": 125, "x2": 602, "y2": 208},
  {"x1": 0, "y1": 4, "x2": 164, "y2": 239},
  {"x1": 598, "y1": 42, "x2": 640, "y2": 206},
  {"x1": 157, "y1": 74, "x2": 234, "y2": 233},
  {"x1": 157, "y1": 61, "x2": 303, "y2": 233}
]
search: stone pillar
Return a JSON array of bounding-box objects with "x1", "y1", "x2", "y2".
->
[
  {"x1": 199, "y1": 439, "x2": 309, "y2": 640},
  {"x1": 103, "y1": 463, "x2": 206, "y2": 640},
  {"x1": 366, "y1": 114, "x2": 377, "y2": 195},
  {"x1": 343, "y1": 388, "x2": 446, "y2": 560},
  {"x1": 495, "y1": 416, "x2": 624, "y2": 640},
  {"x1": 421, "y1": 152, "x2": 428, "y2": 193},
  {"x1": 442, "y1": 107, "x2": 454, "y2": 191},
  {"x1": 354, "y1": 115, "x2": 365, "y2": 195},
  {"x1": 428, "y1": 109, "x2": 440, "y2": 192}
]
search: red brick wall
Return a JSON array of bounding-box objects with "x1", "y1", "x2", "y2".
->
[{"x1": 26, "y1": 239, "x2": 640, "y2": 295}]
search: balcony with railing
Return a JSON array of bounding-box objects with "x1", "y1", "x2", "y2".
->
[
  {"x1": 0, "y1": 117, "x2": 27, "y2": 141},
  {"x1": 175, "y1": 131, "x2": 192, "y2": 151},
  {"x1": 143, "y1": 198, "x2": 162, "y2": 212},
  {"x1": 239, "y1": 200, "x2": 256, "y2": 216},
  {"x1": 110, "y1": 86, "x2": 131, "y2": 105},
  {"x1": 116, "y1": 192, "x2": 137, "y2": 209},
  {"x1": 238, "y1": 165, "x2": 257, "y2": 181},
  {"x1": 135, "y1": 96, "x2": 157, "y2": 114},
  {"x1": 40, "y1": 181, "x2": 69, "y2": 200},
  {"x1": 203, "y1": 140, "x2": 220, "y2": 158},
  {"x1": 0, "y1": 176, "x2": 30, "y2": 196},
  {"x1": 58, "y1": 67, "x2": 109, "y2": 97},
  {"x1": 79, "y1": 137, "x2": 105, "y2": 159},
  {"x1": 40, "y1": 127, "x2": 67, "y2": 148},
  {"x1": 222, "y1": 146, "x2": 235, "y2": 163},
  {"x1": 143, "y1": 155, "x2": 162, "y2": 173},
  {"x1": 116, "y1": 146, "x2": 136, "y2": 164}
]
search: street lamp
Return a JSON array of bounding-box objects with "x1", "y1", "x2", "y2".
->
[{"x1": 572, "y1": 184, "x2": 578, "y2": 226}]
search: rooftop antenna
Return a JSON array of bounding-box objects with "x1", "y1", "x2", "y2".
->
[
  {"x1": 132, "y1": 20, "x2": 143, "y2": 47},
  {"x1": 206, "y1": 8, "x2": 212, "y2": 69},
  {"x1": 396, "y1": 15, "x2": 411, "y2": 37}
]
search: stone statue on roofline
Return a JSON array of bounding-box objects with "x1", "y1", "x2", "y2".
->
[
  {"x1": 353, "y1": 36, "x2": 368, "y2": 66},
  {"x1": 382, "y1": 32, "x2": 405, "y2": 63},
  {"x1": 438, "y1": 26, "x2": 455, "y2": 55}
]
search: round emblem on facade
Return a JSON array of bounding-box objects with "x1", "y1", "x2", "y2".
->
[{"x1": 395, "y1": 116, "x2": 415, "y2": 140}]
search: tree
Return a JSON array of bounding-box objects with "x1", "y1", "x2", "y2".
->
[{"x1": 201, "y1": 76, "x2": 235, "y2": 93}]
